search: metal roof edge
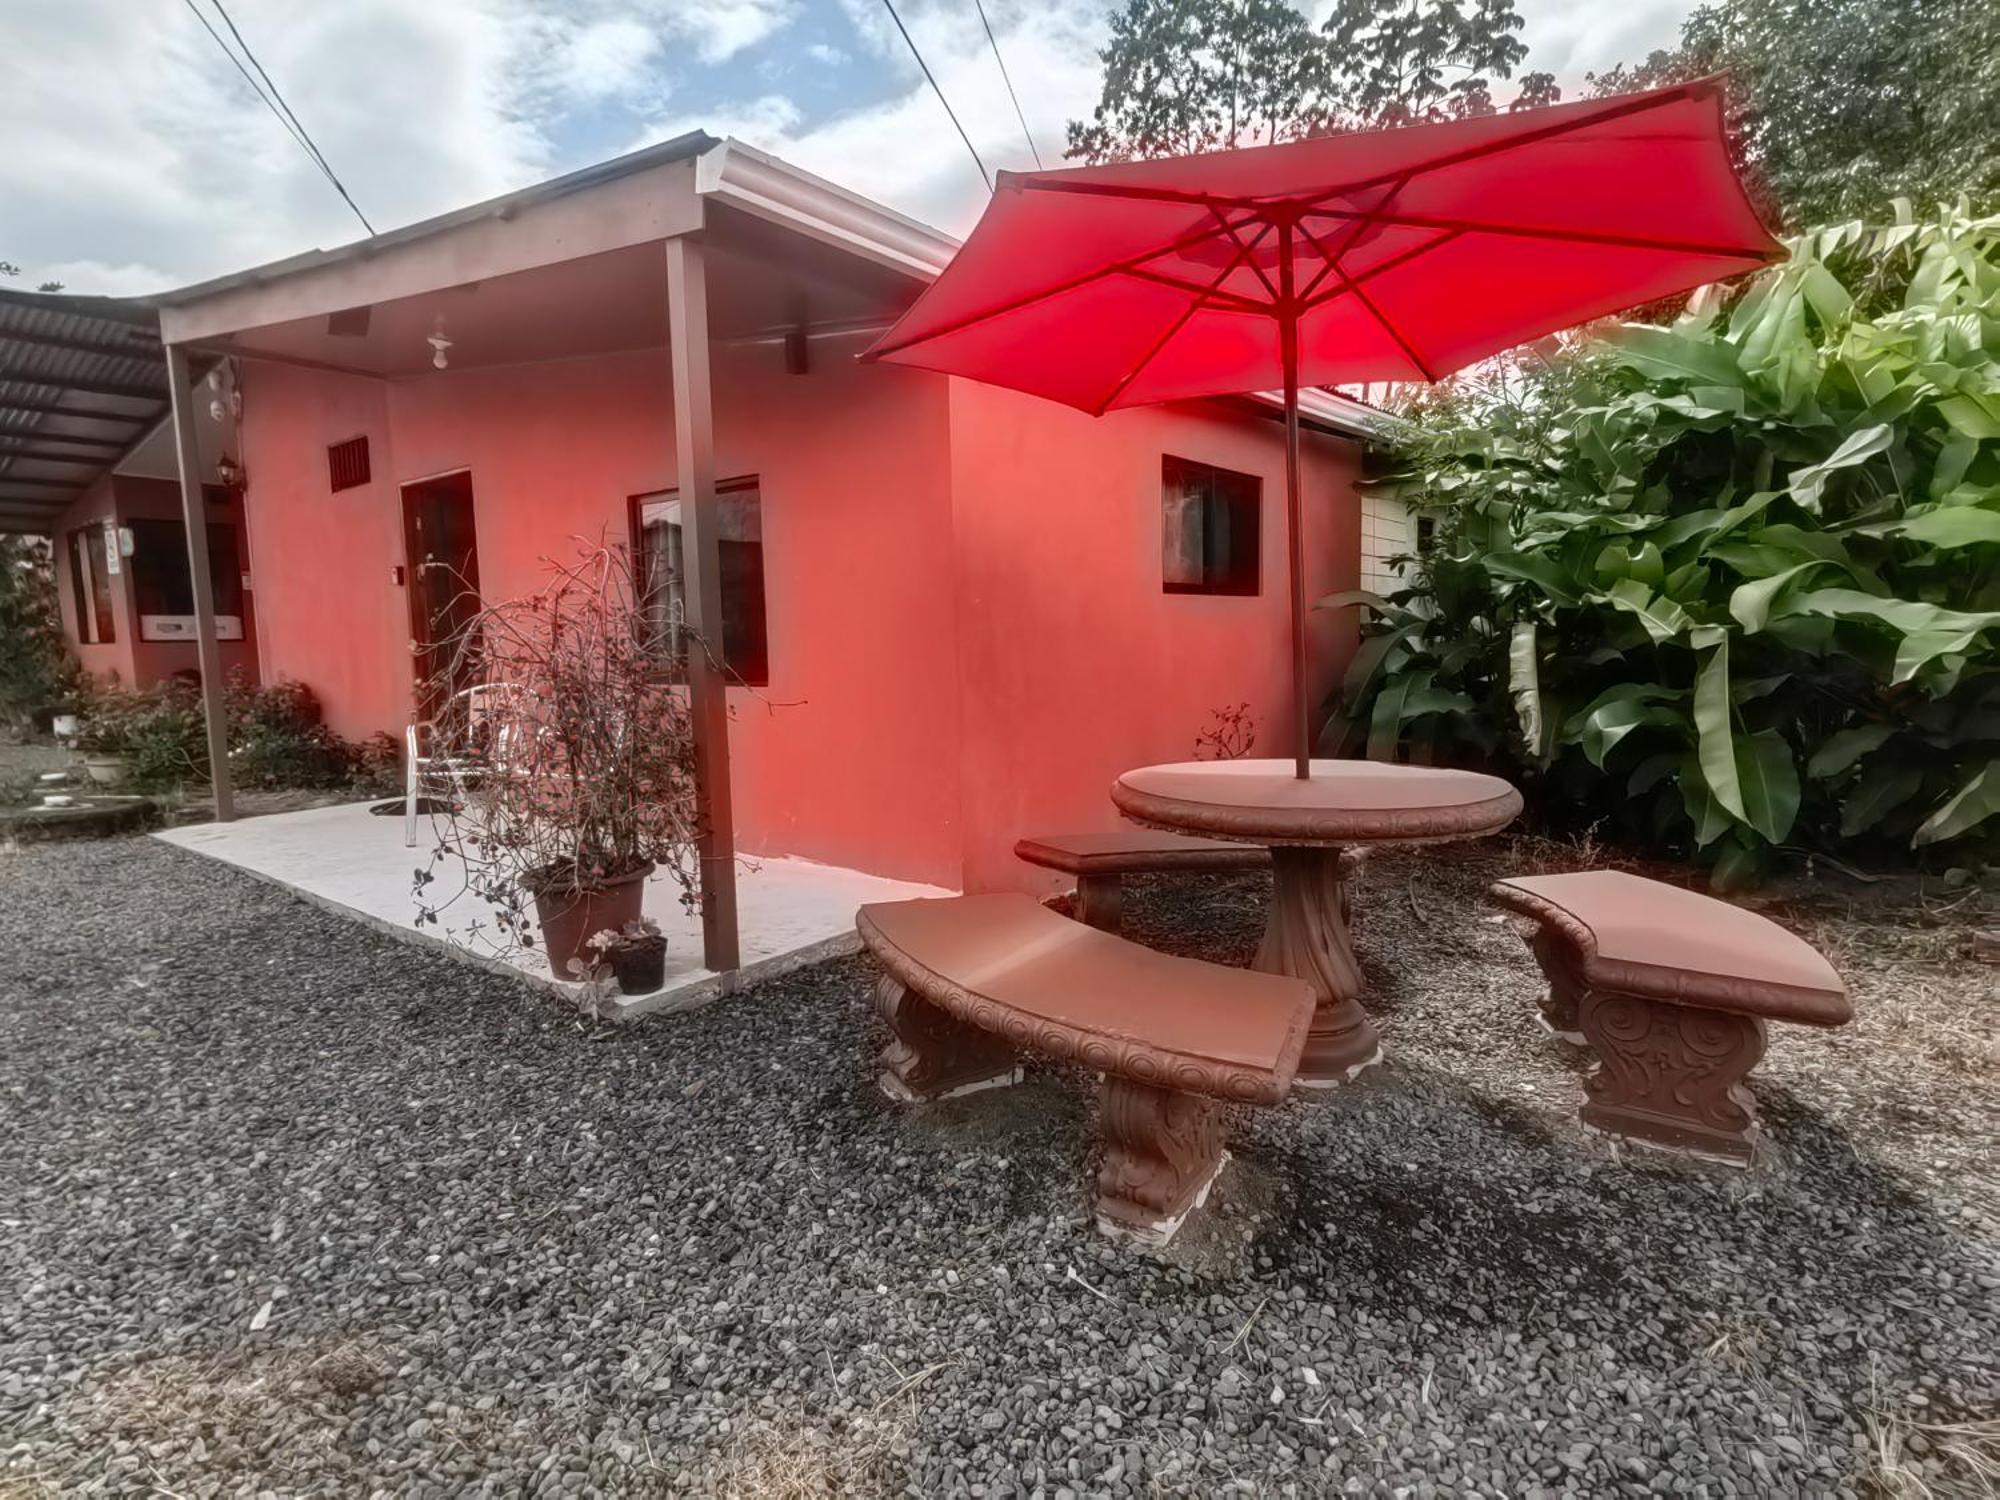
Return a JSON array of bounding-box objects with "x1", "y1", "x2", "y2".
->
[
  {"x1": 695, "y1": 139, "x2": 960, "y2": 281},
  {"x1": 1245, "y1": 388, "x2": 1408, "y2": 442}
]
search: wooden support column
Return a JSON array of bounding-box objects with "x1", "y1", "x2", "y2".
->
[
  {"x1": 165, "y1": 347, "x2": 234, "y2": 823},
  {"x1": 666, "y1": 235, "x2": 739, "y2": 973}
]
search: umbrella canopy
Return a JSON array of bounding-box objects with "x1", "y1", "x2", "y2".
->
[{"x1": 865, "y1": 78, "x2": 1782, "y2": 772}]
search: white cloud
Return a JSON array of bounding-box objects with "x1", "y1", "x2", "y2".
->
[
  {"x1": 662, "y1": 0, "x2": 800, "y2": 64},
  {"x1": 1511, "y1": 0, "x2": 1696, "y2": 88},
  {"x1": 1, "y1": 0, "x2": 1699, "y2": 294},
  {"x1": 634, "y1": 1, "x2": 1108, "y2": 235},
  {"x1": 546, "y1": 18, "x2": 664, "y2": 102},
  {"x1": 30, "y1": 260, "x2": 182, "y2": 297},
  {"x1": 0, "y1": 0, "x2": 810, "y2": 292}
]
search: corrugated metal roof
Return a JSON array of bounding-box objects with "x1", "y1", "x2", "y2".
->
[{"x1": 0, "y1": 289, "x2": 167, "y2": 535}]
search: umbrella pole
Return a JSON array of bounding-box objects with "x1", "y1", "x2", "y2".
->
[{"x1": 1279, "y1": 282, "x2": 1309, "y2": 780}]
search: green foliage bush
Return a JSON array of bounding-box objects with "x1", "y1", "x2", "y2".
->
[
  {"x1": 1326, "y1": 203, "x2": 2000, "y2": 883},
  {"x1": 0, "y1": 536, "x2": 80, "y2": 732},
  {"x1": 77, "y1": 673, "x2": 403, "y2": 796}
]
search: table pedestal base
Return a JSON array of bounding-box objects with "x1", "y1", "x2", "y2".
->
[{"x1": 1253, "y1": 846, "x2": 1382, "y2": 1087}]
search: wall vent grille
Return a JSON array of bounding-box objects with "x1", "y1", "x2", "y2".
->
[{"x1": 327, "y1": 436, "x2": 371, "y2": 492}]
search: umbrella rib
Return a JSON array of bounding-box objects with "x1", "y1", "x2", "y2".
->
[
  {"x1": 1121, "y1": 266, "x2": 1270, "y2": 316},
  {"x1": 1349, "y1": 281, "x2": 1437, "y2": 382},
  {"x1": 865, "y1": 212, "x2": 1257, "y2": 359},
  {"x1": 1294, "y1": 213, "x2": 1437, "y2": 381},
  {"x1": 1302, "y1": 205, "x2": 1777, "y2": 261},
  {"x1": 1296, "y1": 178, "x2": 1410, "y2": 303},
  {"x1": 1092, "y1": 221, "x2": 1276, "y2": 415},
  {"x1": 1298, "y1": 229, "x2": 1463, "y2": 313},
  {"x1": 1209, "y1": 207, "x2": 1280, "y2": 303}
]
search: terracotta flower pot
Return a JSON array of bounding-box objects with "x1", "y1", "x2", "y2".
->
[
  {"x1": 609, "y1": 938, "x2": 668, "y2": 995},
  {"x1": 83, "y1": 754, "x2": 129, "y2": 788},
  {"x1": 529, "y1": 864, "x2": 653, "y2": 979}
]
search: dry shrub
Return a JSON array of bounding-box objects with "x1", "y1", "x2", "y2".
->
[{"x1": 412, "y1": 540, "x2": 702, "y2": 956}]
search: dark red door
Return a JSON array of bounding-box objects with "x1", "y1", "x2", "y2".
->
[{"x1": 401, "y1": 471, "x2": 481, "y2": 722}]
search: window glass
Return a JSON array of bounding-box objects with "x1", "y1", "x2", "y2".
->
[
  {"x1": 127, "y1": 520, "x2": 243, "y2": 639},
  {"x1": 631, "y1": 481, "x2": 768, "y2": 687},
  {"x1": 1162, "y1": 455, "x2": 1260, "y2": 596}
]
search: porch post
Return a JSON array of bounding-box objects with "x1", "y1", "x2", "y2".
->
[
  {"x1": 165, "y1": 346, "x2": 235, "y2": 823},
  {"x1": 665, "y1": 234, "x2": 740, "y2": 972}
]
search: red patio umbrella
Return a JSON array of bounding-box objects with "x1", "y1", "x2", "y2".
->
[{"x1": 864, "y1": 78, "x2": 1782, "y2": 777}]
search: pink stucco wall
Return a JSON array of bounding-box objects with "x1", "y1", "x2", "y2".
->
[
  {"x1": 227, "y1": 342, "x2": 1362, "y2": 893},
  {"x1": 53, "y1": 474, "x2": 260, "y2": 692},
  {"x1": 946, "y1": 383, "x2": 1361, "y2": 893}
]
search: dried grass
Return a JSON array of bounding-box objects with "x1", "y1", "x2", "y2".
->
[
  {"x1": 703, "y1": 1362, "x2": 950, "y2": 1497},
  {"x1": 1863, "y1": 1407, "x2": 2000, "y2": 1497},
  {"x1": 37, "y1": 1336, "x2": 394, "y2": 1489}
]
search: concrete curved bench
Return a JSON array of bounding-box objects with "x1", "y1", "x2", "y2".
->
[
  {"x1": 1014, "y1": 831, "x2": 1271, "y2": 934},
  {"x1": 1490, "y1": 871, "x2": 1851, "y2": 1164},
  {"x1": 857, "y1": 893, "x2": 1315, "y2": 1245}
]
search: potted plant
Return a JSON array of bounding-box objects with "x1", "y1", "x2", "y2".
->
[
  {"x1": 75, "y1": 694, "x2": 133, "y2": 786},
  {"x1": 585, "y1": 917, "x2": 668, "y2": 994},
  {"x1": 412, "y1": 541, "x2": 700, "y2": 978}
]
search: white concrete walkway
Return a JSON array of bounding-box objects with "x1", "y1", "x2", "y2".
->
[{"x1": 156, "y1": 800, "x2": 952, "y2": 1020}]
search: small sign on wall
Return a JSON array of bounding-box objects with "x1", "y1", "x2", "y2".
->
[
  {"x1": 100, "y1": 521, "x2": 122, "y2": 576},
  {"x1": 140, "y1": 615, "x2": 245, "y2": 642}
]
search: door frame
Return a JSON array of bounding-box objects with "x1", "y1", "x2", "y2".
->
[{"x1": 400, "y1": 468, "x2": 480, "y2": 723}]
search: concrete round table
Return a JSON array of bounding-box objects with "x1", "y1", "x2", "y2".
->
[{"x1": 1111, "y1": 759, "x2": 1523, "y2": 1088}]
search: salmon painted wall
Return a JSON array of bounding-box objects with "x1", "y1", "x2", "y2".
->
[
  {"x1": 238, "y1": 340, "x2": 966, "y2": 888},
  {"x1": 232, "y1": 342, "x2": 1364, "y2": 897},
  {"x1": 235, "y1": 363, "x2": 408, "y2": 734},
  {"x1": 946, "y1": 382, "x2": 1363, "y2": 895},
  {"x1": 53, "y1": 474, "x2": 260, "y2": 691}
]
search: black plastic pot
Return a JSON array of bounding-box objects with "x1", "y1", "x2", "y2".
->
[{"x1": 610, "y1": 937, "x2": 667, "y2": 995}]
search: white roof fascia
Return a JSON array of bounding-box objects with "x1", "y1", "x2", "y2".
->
[
  {"x1": 1248, "y1": 387, "x2": 1406, "y2": 442},
  {"x1": 693, "y1": 145, "x2": 1391, "y2": 443},
  {"x1": 696, "y1": 139, "x2": 960, "y2": 283}
]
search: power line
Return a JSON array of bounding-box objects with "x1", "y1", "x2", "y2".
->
[
  {"x1": 972, "y1": 0, "x2": 1043, "y2": 170},
  {"x1": 878, "y1": 0, "x2": 991, "y2": 193},
  {"x1": 179, "y1": 0, "x2": 375, "y2": 235},
  {"x1": 209, "y1": 0, "x2": 374, "y2": 235}
]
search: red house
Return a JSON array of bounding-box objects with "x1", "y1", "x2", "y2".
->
[{"x1": 21, "y1": 135, "x2": 1392, "y2": 968}]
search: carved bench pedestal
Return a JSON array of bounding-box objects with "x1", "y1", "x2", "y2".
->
[
  {"x1": 1492, "y1": 872, "x2": 1849, "y2": 1170},
  {"x1": 1578, "y1": 991, "x2": 1768, "y2": 1164},
  {"x1": 873, "y1": 976, "x2": 1022, "y2": 1102},
  {"x1": 1094, "y1": 1076, "x2": 1227, "y2": 1247}
]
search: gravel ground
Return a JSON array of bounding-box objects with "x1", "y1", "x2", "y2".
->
[{"x1": 1, "y1": 834, "x2": 1995, "y2": 1498}]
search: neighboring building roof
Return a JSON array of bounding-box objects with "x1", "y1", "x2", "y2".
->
[{"x1": 0, "y1": 289, "x2": 170, "y2": 534}]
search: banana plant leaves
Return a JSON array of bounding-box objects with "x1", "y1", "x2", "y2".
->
[{"x1": 1332, "y1": 202, "x2": 2000, "y2": 877}]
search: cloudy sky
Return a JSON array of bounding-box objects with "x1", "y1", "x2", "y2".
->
[{"x1": 1, "y1": 0, "x2": 1695, "y2": 295}]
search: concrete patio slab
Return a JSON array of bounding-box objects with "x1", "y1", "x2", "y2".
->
[{"x1": 155, "y1": 800, "x2": 952, "y2": 1019}]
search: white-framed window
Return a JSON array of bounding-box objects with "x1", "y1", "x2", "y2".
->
[{"x1": 1360, "y1": 493, "x2": 1421, "y2": 594}]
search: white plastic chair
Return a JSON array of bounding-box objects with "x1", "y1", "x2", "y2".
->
[{"x1": 404, "y1": 683, "x2": 516, "y2": 846}]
